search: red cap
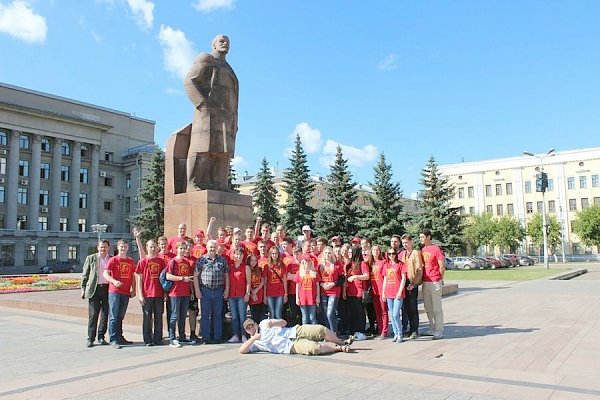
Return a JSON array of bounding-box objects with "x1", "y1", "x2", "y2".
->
[
  {"x1": 194, "y1": 229, "x2": 205, "y2": 237},
  {"x1": 351, "y1": 236, "x2": 361, "y2": 244}
]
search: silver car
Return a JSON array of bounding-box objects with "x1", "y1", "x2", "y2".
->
[{"x1": 451, "y1": 256, "x2": 477, "y2": 270}]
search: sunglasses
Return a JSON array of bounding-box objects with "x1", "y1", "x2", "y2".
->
[{"x1": 387, "y1": 252, "x2": 397, "y2": 255}]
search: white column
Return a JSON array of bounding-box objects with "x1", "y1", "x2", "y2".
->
[
  {"x1": 6, "y1": 130, "x2": 20, "y2": 229},
  {"x1": 49, "y1": 139, "x2": 62, "y2": 231},
  {"x1": 89, "y1": 144, "x2": 100, "y2": 226},
  {"x1": 28, "y1": 134, "x2": 42, "y2": 230},
  {"x1": 69, "y1": 141, "x2": 81, "y2": 231}
]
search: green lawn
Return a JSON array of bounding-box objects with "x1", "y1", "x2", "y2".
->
[{"x1": 444, "y1": 268, "x2": 567, "y2": 281}]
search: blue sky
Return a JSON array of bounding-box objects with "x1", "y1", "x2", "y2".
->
[{"x1": 1, "y1": 1, "x2": 599, "y2": 197}]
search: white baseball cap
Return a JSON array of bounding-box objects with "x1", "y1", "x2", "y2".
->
[{"x1": 302, "y1": 225, "x2": 312, "y2": 232}]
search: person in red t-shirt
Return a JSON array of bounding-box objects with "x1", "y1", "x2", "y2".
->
[
  {"x1": 241, "y1": 226, "x2": 259, "y2": 257},
  {"x1": 165, "y1": 241, "x2": 195, "y2": 348},
  {"x1": 344, "y1": 246, "x2": 370, "y2": 339},
  {"x1": 190, "y1": 229, "x2": 207, "y2": 259},
  {"x1": 419, "y1": 228, "x2": 445, "y2": 340},
  {"x1": 382, "y1": 247, "x2": 407, "y2": 343},
  {"x1": 283, "y1": 242, "x2": 301, "y2": 326},
  {"x1": 246, "y1": 253, "x2": 266, "y2": 324},
  {"x1": 227, "y1": 247, "x2": 251, "y2": 343},
  {"x1": 135, "y1": 239, "x2": 166, "y2": 346},
  {"x1": 103, "y1": 239, "x2": 136, "y2": 348},
  {"x1": 318, "y1": 246, "x2": 344, "y2": 333},
  {"x1": 168, "y1": 223, "x2": 192, "y2": 254},
  {"x1": 264, "y1": 246, "x2": 287, "y2": 319},
  {"x1": 370, "y1": 245, "x2": 389, "y2": 339},
  {"x1": 295, "y1": 258, "x2": 320, "y2": 324}
]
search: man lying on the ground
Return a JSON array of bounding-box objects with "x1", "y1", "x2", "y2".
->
[{"x1": 239, "y1": 318, "x2": 354, "y2": 355}]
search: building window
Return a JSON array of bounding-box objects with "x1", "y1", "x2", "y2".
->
[
  {"x1": 78, "y1": 218, "x2": 86, "y2": 232},
  {"x1": 79, "y1": 193, "x2": 88, "y2": 208},
  {"x1": 0, "y1": 186, "x2": 4, "y2": 203},
  {"x1": 40, "y1": 162, "x2": 50, "y2": 179},
  {"x1": 0, "y1": 213, "x2": 4, "y2": 228},
  {"x1": 104, "y1": 177, "x2": 113, "y2": 187},
  {"x1": 469, "y1": 206, "x2": 475, "y2": 214},
  {"x1": 592, "y1": 175, "x2": 599, "y2": 188},
  {"x1": 104, "y1": 201, "x2": 112, "y2": 211},
  {"x1": 460, "y1": 206, "x2": 465, "y2": 215},
  {"x1": 25, "y1": 245, "x2": 37, "y2": 263},
  {"x1": 536, "y1": 201, "x2": 543, "y2": 213},
  {"x1": 17, "y1": 187, "x2": 28, "y2": 204},
  {"x1": 507, "y1": 203, "x2": 514, "y2": 216},
  {"x1": 68, "y1": 245, "x2": 78, "y2": 261},
  {"x1": 61, "y1": 141, "x2": 71, "y2": 156},
  {"x1": 0, "y1": 244, "x2": 14, "y2": 263},
  {"x1": 126, "y1": 174, "x2": 132, "y2": 189},
  {"x1": 569, "y1": 199, "x2": 577, "y2": 211},
  {"x1": 125, "y1": 196, "x2": 131, "y2": 212},
  {"x1": 495, "y1": 184, "x2": 502, "y2": 196},
  {"x1": 41, "y1": 138, "x2": 51, "y2": 152},
  {"x1": 61, "y1": 165, "x2": 70, "y2": 181},
  {"x1": 17, "y1": 215, "x2": 27, "y2": 230},
  {"x1": 548, "y1": 200, "x2": 556, "y2": 213},
  {"x1": 81, "y1": 144, "x2": 89, "y2": 158},
  {"x1": 60, "y1": 192, "x2": 69, "y2": 207},
  {"x1": 524, "y1": 181, "x2": 532, "y2": 193},
  {"x1": 0, "y1": 130, "x2": 7, "y2": 146},
  {"x1": 19, "y1": 134, "x2": 30, "y2": 149},
  {"x1": 496, "y1": 204, "x2": 503, "y2": 215},
  {"x1": 567, "y1": 177, "x2": 575, "y2": 190},
  {"x1": 486, "y1": 205, "x2": 493, "y2": 214},
  {"x1": 547, "y1": 179, "x2": 554, "y2": 191},
  {"x1": 38, "y1": 216, "x2": 48, "y2": 231},
  {"x1": 506, "y1": 183, "x2": 513, "y2": 195},
  {"x1": 105, "y1": 151, "x2": 114, "y2": 162},
  {"x1": 467, "y1": 186, "x2": 474, "y2": 198},
  {"x1": 59, "y1": 217, "x2": 68, "y2": 231},
  {"x1": 582, "y1": 198, "x2": 589, "y2": 209},
  {"x1": 47, "y1": 245, "x2": 58, "y2": 260},
  {"x1": 39, "y1": 189, "x2": 49, "y2": 206},
  {"x1": 526, "y1": 202, "x2": 533, "y2": 214},
  {"x1": 19, "y1": 160, "x2": 29, "y2": 176},
  {"x1": 594, "y1": 197, "x2": 600, "y2": 205},
  {"x1": 80, "y1": 168, "x2": 89, "y2": 184},
  {"x1": 458, "y1": 187, "x2": 464, "y2": 199},
  {"x1": 485, "y1": 185, "x2": 492, "y2": 197},
  {"x1": 579, "y1": 176, "x2": 587, "y2": 189},
  {"x1": 0, "y1": 157, "x2": 6, "y2": 175},
  {"x1": 572, "y1": 242, "x2": 580, "y2": 254}
]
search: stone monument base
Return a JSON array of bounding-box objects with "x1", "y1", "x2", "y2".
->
[{"x1": 164, "y1": 190, "x2": 253, "y2": 238}]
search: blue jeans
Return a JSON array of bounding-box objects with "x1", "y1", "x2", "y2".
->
[
  {"x1": 108, "y1": 292, "x2": 129, "y2": 344},
  {"x1": 319, "y1": 295, "x2": 339, "y2": 332},
  {"x1": 200, "y1": 286, "x2": 224, "y2": 341},
  {"x1": 300, "y1": 305, "x2": 317, "y2": 325},
  {"x1": 267, "y1": 296, "x2": 284, "y2": 319},
  {"x1": 386, "y1": 298, "x2": 404, "y2": 338},
  {"x1": 228, "y1": 297, "x2": 248, "y2": 338},
  {"x1": 169, "y1": 296, "x2": 190, "y2": 341}
]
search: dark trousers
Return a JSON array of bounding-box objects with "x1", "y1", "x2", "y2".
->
[
  {"x1": 364, "y1": 301, "x2": 377, "y2": 333},
  {"x1": 87, "y1": 284, "x2": 109, "y2": 341},
  {"x1": 249, "y1": 303, "x2": 267, "y2": 324},
  {"x1": 402, "y1": 286, "x2": 420, "y2": 334},
  {"x1": 346, "y1": 296, "x2": 366, "y2": 334},
  {"x1": 285, "y1": 299, "x2": 302, "y2": 327},
  {"x1": 200, "y1": 286, "x2": 224, "y2": 341},
  {"x1": 142, "y1": 297, "x2": 164, "y2": 344}
]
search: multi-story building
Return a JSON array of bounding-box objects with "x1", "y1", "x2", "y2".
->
[
  {"x1": 0, "y1": 82, "x2": 156, "y2": 273},
  {"x1": 438, "y1": 148, "x2": 600, "y2": 256}
]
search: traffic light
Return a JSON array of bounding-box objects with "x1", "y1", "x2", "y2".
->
[{"x1": 536, "y1": 172, "x2": 548, "y2": 192}]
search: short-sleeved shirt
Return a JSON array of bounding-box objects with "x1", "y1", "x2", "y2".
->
[
  {"x1": 249, "y1": 267, "x2": 265, "y2": 306},
  {"x1": 195, "y1": 254, "x2": 229, "y2": 289},
  {"x1": 264, "y1": 263, "x2": 287, "y2": 297},
  {"x1": 106, "y1": 256, "x2": 135, "y2": 295},
  {"x1": 248, "y1": 319, "x2": 297, "y2": 354},
  {"x1": 382, "y1": 261, "x2": 407, "y2": 299},
  {"x1": 190, "y1": 244, "x2": 207, "y2": 259},
  {"x1": 294, "y1": 272, "x2": 320, "y2": 306},
  {"x1": 229, "y1": 263, "x2": 248, "y2": 298},
  {"x1": 167, "y1": 257, "x2": 194, "y2": 297},
  {"x1": 283, "y1": 254, "x2": 299, "y2": 295},
  {"x1": 345, "y1": 261, "x2": 369, "y2": 298},
  {"x1": 370, "y1": 260, "x2": 385, "y2": 296},
  {"x1": 135, "y1": 256, "x2": 166, "y2": 298},
  {"x1": 167, "y1": 236, "x2": 191, "y2": 254},
  {"x1": 319, "y1": 262, "x2": 343, "y2": 297},
  {"x1": 421, "y1": 244, "x2": 444, "y2": 282},
  {"x1": 241, "y1": 240, "x2": 259, "y2": 257}
]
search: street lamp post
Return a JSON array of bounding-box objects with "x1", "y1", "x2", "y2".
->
[
  {"x1": 91, "y1": 223, "x2": 108, "y2": 243},
  {"x1": 523, "y1": 148, "x2": 556, "y2": 269}
]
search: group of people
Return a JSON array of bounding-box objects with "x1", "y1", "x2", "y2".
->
[{"x1": 80, "y1": 217, "x2": 446, "y2": 355}]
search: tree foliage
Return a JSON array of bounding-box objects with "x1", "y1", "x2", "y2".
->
[
  {"x1": 526, "y1": 213, "x2": 562, "y2": 251},
  {"x1": 492, "y1": 216, "x2": 525, "y2": 253},
  {"x1": 463, "y1": 212, "x2": 496, "y2": 254},
  {"x1": 418, "y1": 156, "x2": 464, "y2": 255},
  {"x1": 281, "y1": 134, "x2": 315, "y2": 237},
  {"x1": 229, "y1": 163, "x2": 240, "y2": 193},
  {"x1": 251, "y1": 158, "x2": 279, "y2": 227},
  {"x1": 315, "y1": 145, "x2": 360, "y2": 241},
  {"x1": 358, "y1": 152, "x2": 406, "y2": 245},
  {"x1": 572, "y1": 204, "x2": 600, "y2": 250},
  {"x1": 128, "y1": 149, "x2": 165, "y2": 244}
]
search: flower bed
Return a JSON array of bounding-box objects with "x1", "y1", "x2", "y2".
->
[{"x1": 0, "y1": 275, "x2": 80, "y2": 293}]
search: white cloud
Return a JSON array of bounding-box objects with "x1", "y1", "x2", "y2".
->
[
  {"x1": 319, "y1": 139, "x2": 377, "y2": 168},
  {"x1": 127, "y1": 0, "x2": 154, "y2": 30},
  {"x1": 231, "y1": 155, "x2": 248, "y2": 168},
  {"x1": 289, "y1": 122, "x2": 323, "y2": 154},
  {"x1": 0, "y1": 1, "x2": 47, "y2": 43},
  {"x1": 378, "y1": 53, "x2": 398, "y2": 71},
  {"x1": 193, "y1": 0, "x2": 235, "y2": 13},
  {"x1": 158, "y1": 25, "x2": 196, "y2": 79},
  {"x1": 165, "y1": 87, "x2": 183, "y2": 96}
]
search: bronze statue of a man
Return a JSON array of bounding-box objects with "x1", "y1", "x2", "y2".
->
[{"x1": 184, "y1": 34, "x2": 239, "y2": 192}]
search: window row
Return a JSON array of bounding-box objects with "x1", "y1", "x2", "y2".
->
[
  {"x1": 0, "y1": 131, "x2": 91, "y2": 157},
  {"x1": 462, "y1": 197, "x2": 600, "y2": 216},
  {"x1": 567, "y1": 175, "x2": 600, "y2": 189}
]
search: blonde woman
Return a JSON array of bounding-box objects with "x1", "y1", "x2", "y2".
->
[{"x1": 295, "y1": 258, "x2": 320, "y2": 324}]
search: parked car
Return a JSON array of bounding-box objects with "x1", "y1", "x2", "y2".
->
[
  {"x1": 485, "y1": 256, "x2": 502, "y2": 269},
  {"x1": 445, "y1": 257, "x2": 456, "y2": 270},
  {"x1": 501, "y1": 254, "x2": 519, "y2": 267},
  {"x1": 472, "y1": 256, "x2": 491, "y2": 269},
  {"x1": 518, "y1": 255, "x2": 536, "y2": 266},
  {"x1": 40, "y1": 261, "x2": 78, "y2": 273},
  {"x1": 451, "y1": 256, "x2": 477, "y2": 270}
]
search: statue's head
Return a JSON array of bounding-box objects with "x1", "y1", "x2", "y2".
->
[{"x1": 212, "y1": 34, "x2": 230, "y2": 55}]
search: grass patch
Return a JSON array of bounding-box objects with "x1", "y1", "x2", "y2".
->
[{"x1": 445, "y1": 268, "x2": 567, "y2": 281}]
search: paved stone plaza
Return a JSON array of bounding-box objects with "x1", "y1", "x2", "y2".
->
[{"x1": 1, "y1": 266, "x2": 599, "y2": 400}]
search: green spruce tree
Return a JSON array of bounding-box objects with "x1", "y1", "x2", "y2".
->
[
  {"x1": 128, "y1": 149, "x2": 165, "y2": 243},
  {"x1": 418, "y1": 155, "x2": 464, "y2": 254},
  {"x1": 251, "y1": 158, "x2": 280, "y2": 226},
  {"x1": 281, "y1": 134, "x2": 315, "y2": 237},
  {"x1": 359, "y1": 152, "x2": 406, "y2": 245},
  {"x1": 315, "y1": 145, "x2": 360, "y2": 241},
  {"x1": 228, "y1": 162, "x2": 240, "y2": 193}
]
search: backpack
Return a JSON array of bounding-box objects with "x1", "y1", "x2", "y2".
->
[{"x1": 159, "y1": 267, "x2": 173, "y2": 293}]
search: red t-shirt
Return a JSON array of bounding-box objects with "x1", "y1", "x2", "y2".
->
[
  {"x1": 229, "y1": 263, "x2": 248, "y2": 298},
  {"x1": 295, "y1": 272, "x2": 320, "y2": 305},
  {"x1": 345, "y1": 262, "x2": 370, "y2": 298},
  {"x1": 253, "y1": 237, "x2": 275, "y2": 252},
  {"x1": 167, "y1": 257, "x2": 193, "y2": 297},
  {"x1": 241, "y1": 240, "x2": 259, "y2": 257},
  {"x1": 370, "y1": 260, "x2": 385, "y2": 296},
  {"x1": 421, "y1": 244, "x2": 444, "y2": 282},
  {"x1": 249, "y1": 267, "x2": 264, "y2": 306},
  {"x1": 319, "y1": 262, "x2": 343, "y2": 297},
  {"x1": 258, "y1": 256, "x2": 269, "y2": 271},
  {"x1": 106, "y1": 256, "x2": 135, "y2": 295},
  {"x1": 190, "y1": 244, "x2": 207, "y2": 259},
  {"x1": 157, "y1": 251, "x2": 175, "y2": 264},
  {"x1": 382, "y1": 261, "x2": 407, "y2": 299},
  {"x1": 135, "y1": 255, "x2": 166, "y2": 298},
  {"x1": 282, "y1": 254, "x2": 298, "y2": 295},
  {"x1": 167, "y1": 235, "x2": 191, "y2": 253},
  {"x1": 264, "y1": 263, "x2": 287, "y2": 297}
]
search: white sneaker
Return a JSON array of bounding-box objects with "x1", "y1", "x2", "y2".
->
[
  {"x1": 353, "y1": 332, "x2": 367, "y2": 341},
  {"x1": 169, "y1": 340, "x2": 182, "y2": 348},
  {"x1": 227, "y1": 335, "x2": 240, "y2": 343}
]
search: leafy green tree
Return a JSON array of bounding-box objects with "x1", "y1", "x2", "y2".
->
[
  {"x1": 463, "y1": 213, "x2": 496, "y2": 255},
  {"x1": 251, "y1": 158, "x2": 279, "y2": 227},
  {"x1": 527, "y1": 213, "x2": 562, "y2": 252},
  {"x1": 572, "y1": 204, "x2": 600, "y2": 251},
  {"x1": 492, "y1": 215, "x2": 525, "y2": 253},
  {"x1": 315, "y1": 145, "x2": 360, "y2": 241},
  {"x1": 359, "y1": 152, "x2": 406, "y2": 245},
  {"x1": 281, "y1": 134, "x2": 315, "y2": 237},
  {"x1": 418, "y1": 156, "x2": 464, "y2": 255},
  {"x1": 128, "y1": 149, "x2": 165, "y2": 243}
]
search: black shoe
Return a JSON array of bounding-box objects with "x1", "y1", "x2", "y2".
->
[
  {"x1": 120, "y1": 338, "x2": 133, "y2": 345},
  {"x1": 86, "y1": 340, "x2": 94, "y2": 348},
  {"x1": 153, "y1": 340, "x2": 165, "y2": 346},
  {"x1": 145, "y1": 342, "x2": 154, "y2": 347},
  {"x1": 98, "y1": 338, "x2": 108, "y2": 345},
  {"x1": 178, "y1": 337, "x2": 191, "y2": 343}
]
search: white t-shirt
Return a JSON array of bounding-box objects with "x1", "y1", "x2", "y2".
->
[{"x1": 249, "y1": 319, "x2": 297, "y2": 354}]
